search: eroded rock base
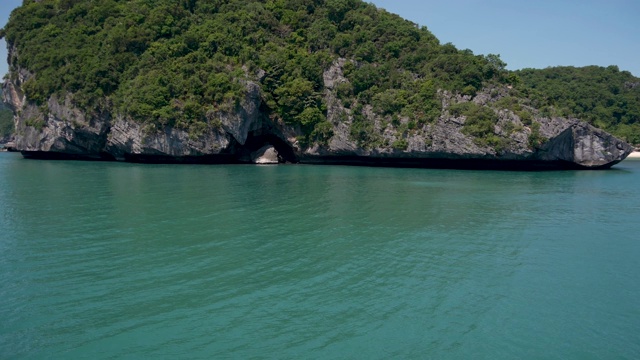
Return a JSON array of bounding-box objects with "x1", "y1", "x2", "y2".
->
[
  {"x1": 298, "y1": 156, "x2": 623, "y2": 170},
  {"x1": 20, "y1": 151, "x2": 623, "y2": 170}
]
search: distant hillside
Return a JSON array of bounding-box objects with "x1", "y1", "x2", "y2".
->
[{"x1": 516, "y1": 66, "x2": 640, "y2": 145}]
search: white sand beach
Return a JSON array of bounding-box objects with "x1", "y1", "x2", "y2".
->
[{"x1": 627, "y1": 152, "x2": 640, "y2": 159}]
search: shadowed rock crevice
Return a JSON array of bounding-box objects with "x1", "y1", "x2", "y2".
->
[{"x1": 240, "y1": 133, "x2": 298, "y2": 164}]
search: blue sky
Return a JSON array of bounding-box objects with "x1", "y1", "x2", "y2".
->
[
  {"x1": 0, "y1": 0, "x2": 21, "y2": 78},
  {"x1": 370, "y1": 0, "x2": 640, "y2": 76},
  {"x1": 1, "y1": 0, "x2": 639, "y2": 77}
]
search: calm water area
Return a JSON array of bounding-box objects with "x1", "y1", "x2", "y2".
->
[{"x1": 1, "y1": 152, "x2": 639, "y2": 359}]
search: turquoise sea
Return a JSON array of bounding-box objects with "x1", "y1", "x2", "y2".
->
[{"x1": 1, "y1": 152, "x2": 639, "y2": 359}]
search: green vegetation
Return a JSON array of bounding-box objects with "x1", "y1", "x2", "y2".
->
[
  {"x1": 349, "y1": 103, "x2": 381, "y2": 149},
  {"x1": 516, "y1": 66, "x2": 640, "y2": 144},
  {"x1": 392, "y1": 138, "x2": 408, "y2": 150},
  {"x1": 1, "y1": 0, "x2": 509, "y2": 145},
  {"x1": 0, "y1": 89, "x2": 14, "y2": 139},
  {"x1": 449, "y1": 101, "x2": 511, "y2": 151},
  {"x1": 0, "y1": 110, "x2": 13, "y2": 139},
  {"x1": 527, "y1": 121, "x2": 546, "y2": 149},
  {"x1": 493, "y1": 95, "x2": 533, "y2": 124},
  {"x1": 25, "y1": 116, "x2": 45, "y2": 131}
]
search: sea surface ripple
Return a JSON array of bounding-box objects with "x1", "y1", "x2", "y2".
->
[{"x1": 1, "y1": 153, "x2": 639, "y2": 359}]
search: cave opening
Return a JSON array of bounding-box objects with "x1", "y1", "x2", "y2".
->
[{"x1": 242, "y1": 133, "x2": 298, "y2": 163}]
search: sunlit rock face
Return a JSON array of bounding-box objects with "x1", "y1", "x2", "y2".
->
[{"x1": 251, "y1": 145, "x2": 279, "y2": 164}]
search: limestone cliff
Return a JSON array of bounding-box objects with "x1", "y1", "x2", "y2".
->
[
  {"x1": 298, "y1": 60, "x2": 632, "y2": 169},
  {"x1": 1, "y1": 53, "x2": 632, "y2": 169}
]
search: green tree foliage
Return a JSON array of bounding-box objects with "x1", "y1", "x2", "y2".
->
[
  {"x1": 0, "y1": 109, "x2": 13, "y2": 139},
  {"x1": 1, "y1": 0, "x2": 513, "y2": 144},
  {"x1": 516, "y1": 66, "x2": 640, "y2": 144},
  {"x1": 450, "y1": 101, "x2": 512, "y2": 151},
  {"x1": 0, "y1": 89, "x2": 14, "y2": 139}
]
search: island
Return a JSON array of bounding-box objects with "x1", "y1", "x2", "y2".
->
[{"x1": 1, "y1": 0, "x2": 637, "y2": 169}]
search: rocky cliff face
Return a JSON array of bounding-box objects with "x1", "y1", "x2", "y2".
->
[
  {"x1": 1, "y1": 53, "x2": 633, "y2": 169},
  {"x1": 299, "y1": 60, "x2": 633, "y2": 169}
]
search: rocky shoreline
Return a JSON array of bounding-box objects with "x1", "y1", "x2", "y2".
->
[{"x1": 13, "y1": 140, "x2": 633, "y2": 170}]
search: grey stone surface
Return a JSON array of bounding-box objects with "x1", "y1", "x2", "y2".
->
[
  {"x1": 218, "y1": 81, "x2": 263, "y2": 146},
  {"x1": 105, "y1": 118, "x2": 230, "y2": 160},
  {"x1": 251, "y1": 145, "x2": 279, "y2": 164}
]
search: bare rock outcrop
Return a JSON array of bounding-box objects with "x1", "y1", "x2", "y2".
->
[
  {"x1": 105, "y1": 118, "x2": 231, "y2": 161},
  {"x1": 251, "y1": 145, "x2": 279, "y2": 164},
  {"x1": 218, "y1": 81, "x2": 264, "y2": 146},
  {"x1": 537, "y1": 122, "x2": 632, "y2": 167},
  {"x1": 11, "y1": 95, "x2": 110, "y2": 158}
]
